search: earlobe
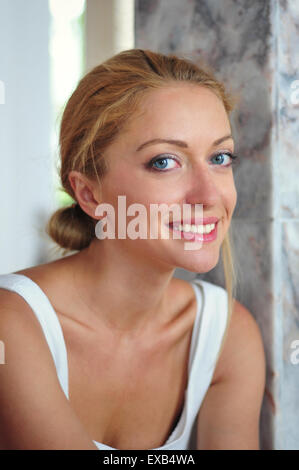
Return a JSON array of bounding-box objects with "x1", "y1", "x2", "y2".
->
[{"x1": 77, "y1": 196, "x2": 103, "y2": 221}]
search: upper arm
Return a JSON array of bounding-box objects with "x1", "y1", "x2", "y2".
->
[
  {"x1": 196, "y1": 300, "x2": 266, "y2": 450},
  {"x1": 0, "y1": 289, "x2": 98, "y2": 450}
]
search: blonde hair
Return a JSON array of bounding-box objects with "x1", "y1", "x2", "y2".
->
[{"x1": 46, "y1": 48, "x2": 238, "y2": 346}]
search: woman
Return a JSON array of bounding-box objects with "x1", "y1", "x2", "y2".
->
[{"x1": 0, "y1": 49, "x2": 266, "y2": 450}]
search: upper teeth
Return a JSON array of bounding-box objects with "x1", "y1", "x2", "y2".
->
[{"x1": 172, "y1": 223, "x2": 216, "y2": 234}]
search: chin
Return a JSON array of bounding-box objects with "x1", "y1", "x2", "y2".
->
[{"x1": 175, "y1": 250, "x2": 220, "y2": 274}]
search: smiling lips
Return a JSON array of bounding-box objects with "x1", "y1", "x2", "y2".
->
[
  {"x1": 169, "y1": 216, "x2": 219, "y2": 224},
  {"x1": 167, "y1": 217, "x2": 219, "y2": 242}
]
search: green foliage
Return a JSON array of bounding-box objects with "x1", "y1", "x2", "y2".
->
[{"x1": 57, "y1": 189, "x2": 74, "y2": 207}]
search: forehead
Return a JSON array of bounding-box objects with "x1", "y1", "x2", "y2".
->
[{"x1": 125, "y1": 84, "x2": 231, "y2": 141}]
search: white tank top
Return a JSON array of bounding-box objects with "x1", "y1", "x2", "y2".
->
[{"x1": 0, "y1": 273, "x2": 228, "y2": 450}]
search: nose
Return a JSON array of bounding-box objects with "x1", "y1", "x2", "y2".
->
[{"x1": 185, "y1": 162, "x2": 221, "y2": 207}]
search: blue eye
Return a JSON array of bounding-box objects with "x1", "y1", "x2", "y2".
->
[
  {"x1": 145, "y1": 152, "x2": 239, "y2": 173},
  {"x1": 147, "y1": 155, "x2": 179, "y2": 172},
  {"x1": 211, "y1": 152, "x2": 238, "y2": 167}
]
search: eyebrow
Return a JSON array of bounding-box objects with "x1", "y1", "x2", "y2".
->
[{"x1": 136, "y1": 134, "x2": 233, "y2": 152}]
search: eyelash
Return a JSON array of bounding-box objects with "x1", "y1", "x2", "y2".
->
[{"x1": 146, "y1": 152, "x2": 239, "y2": 172}]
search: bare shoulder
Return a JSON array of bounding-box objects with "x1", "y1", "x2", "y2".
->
[
  {"x1": 13, "y1": 255, "x2": 69, "y2": 279},
  {"x1": 196, "y1": 300, "x2": 266, "y2": 449},
  {"x1": 0, "y1": 283, "x2": 97, "y2": 449},
  {"x1": 0, "y1": 285, "x2": 39, "y2": 318},
  {"x1": 211, "y1": 299, "x2": 266, "y2": 385},
  {"x1": 0, "y1": 286, "x2": 60, "y2": 379}
]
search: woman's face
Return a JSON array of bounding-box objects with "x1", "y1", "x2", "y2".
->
[{"x1": 93, "y1": 84, "x2": 237, "y2": 273}]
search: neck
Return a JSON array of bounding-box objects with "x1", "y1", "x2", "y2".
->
[{"x1": 69, "y1": 238, "x2": 177, "y2": 340}]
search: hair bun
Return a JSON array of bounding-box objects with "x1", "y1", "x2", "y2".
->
[{"x1": 45, "y1": 203, "x2": 96, "y2": 253}]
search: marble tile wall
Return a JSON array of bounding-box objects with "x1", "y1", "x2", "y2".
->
[
  {"x1": 278, "y1": 0, "x2": 299, "y2": 450},
  {"x1": 135, "y1": 0, "x2": 299, "y2": 449}
]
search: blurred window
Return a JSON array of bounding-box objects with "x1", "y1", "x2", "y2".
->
[{"x1": 49, "y1": 0, "x2": 86, "y2": 207}]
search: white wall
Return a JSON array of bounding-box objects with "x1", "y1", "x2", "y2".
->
[
  {"x1": 0, "y1": 0, "x2": 136, "y2": 274},
  {"x1": 0, "y1": 0, "x2": 54, "y2": 274}
]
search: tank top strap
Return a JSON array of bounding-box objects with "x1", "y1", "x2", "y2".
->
[
  {"x1": 0, "y1": 273, "x2": 69, "y2": 398},
  {"x1": 191, "y1": 278, "x2": 228, "y2": 371}
]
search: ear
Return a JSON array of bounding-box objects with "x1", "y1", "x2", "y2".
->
[{"x1": 68, "y1": 171, "x2": 102, "y2": 220}]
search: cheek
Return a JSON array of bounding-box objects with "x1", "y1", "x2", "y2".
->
[
  {"x1": 232, "y1": 180, "x2": 237, "y2": 206},
  {"x1": 225, "y1": 182, "x2": 237, "y2": 216},
  {"x1": 104, "y1": 166, "x2": 182, "y2": 206}
]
